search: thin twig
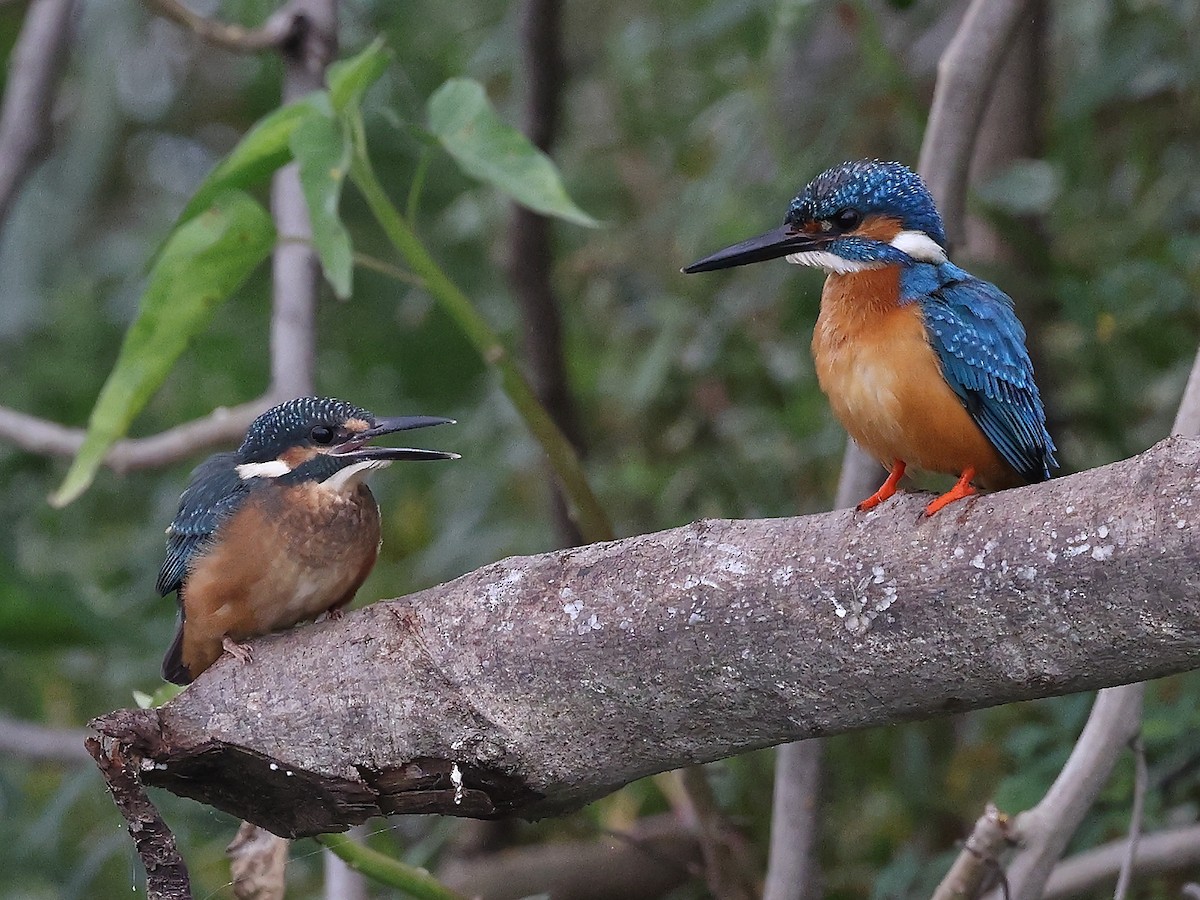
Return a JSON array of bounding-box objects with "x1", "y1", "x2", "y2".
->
[
  {"x1": 0, "y1": 0, "x2": 77, "y2": 236},
  {"x1": 1042, "y1": 825, "x2": 1200, "y2": 899},
  {"x1": 85, "y1": 735, "x2": 191, "y2": 900},
  {"x1": 142, "y1": 0, "x2": 298, "y2": 52},
  {"x1": 0, "y1": 397, "x2": 271, "y2": 471},
  {"x1": 1113, "y1": 736, "x2": 1148, "y2": 900},
  {"x1": 507, "y1": 0, "x2": 584, "y2": 547}
]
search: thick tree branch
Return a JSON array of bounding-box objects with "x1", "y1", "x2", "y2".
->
[
  {"x1": 1042, "y1": 824, "x2": 1200, "y2": 899},
  {"x1": 0, "y1": 0, "x2": 76, "y2": 235},
  {"x1": 89, "y1": 438, "x2": 1200, "y2": 837}
]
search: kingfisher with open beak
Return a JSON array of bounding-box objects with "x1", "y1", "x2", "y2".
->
[
  {"x1": 685, "y1": 159, "x2": 1057, "y2": 515},
  {"x1": 158, "y1": 396, "x2": 457, "y2": 684}
]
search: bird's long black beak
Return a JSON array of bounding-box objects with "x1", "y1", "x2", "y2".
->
[
  {"x1": 682, "y1": 223, "x2": 828, "y2": 273},
  {"x1": 330, "y1": 416, "x2": 459, "y2": 462}
]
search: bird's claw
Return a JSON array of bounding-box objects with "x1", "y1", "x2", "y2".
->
[{"x1": 221, "y1": 636, "x2": 254, "y2": 665}]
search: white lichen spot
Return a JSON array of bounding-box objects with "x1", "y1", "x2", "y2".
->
[
  {"x1": 451, "y1": 762, "x2": 464, "y2": 805},
  {"x1": 1097, "y1": 524, "x2": 1109, "y2": 539},
  {"x1": 1045, "y1": 549, "x2": 1058, "y2": 563},
  {"x1": 871, "y1": 565, "x2": 886, "y2": 583},
  {"x1": 772, "y1": 565, "x2": 797, "y2": 587},
  {"x1": 1063, "y1": 543, "x2": 1092, "y2": 558},
  {"x1": 741, "y1": 648, "x2": 752, "y2": 660},
  {"x1": 285, "y1": 770, "x2": 294, "y2": 777},
  {"x1": 970, "y1": 551, "x2": 987, "y2": 569},
  {"x1": 269, "y1": 763, "x2": 279, "y2": 771},
  {"x1": 953, "y1": 547, "x2": 965, "y2": 559},
  {"x1": 1017, "y1": 565, "x2": 1037, "y2": 581},
  {"x1": 563, "y1": 599, "x2": 583, "y2": 620},
  {"x1": 1178, "y1": 519, "x2": 1188, "y2": 529},
  {"x1": 687, "y1": 611, "x2": 704, "y2": 625},
  {"x1": 1092, "y1": 545, "x2": 1114, "y2": 561}
]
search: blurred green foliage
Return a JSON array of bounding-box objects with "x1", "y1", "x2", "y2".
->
[{"x1": 0, "y1": 0, "x2": 1198, "y2": 897}]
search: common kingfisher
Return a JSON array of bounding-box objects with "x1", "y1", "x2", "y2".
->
[
  {"x1": 158, "y1": 396, "x2": 457, "y2": 684},
  {"x1": 685, "y1": 159, "x2": 1057, "y2": 516}
]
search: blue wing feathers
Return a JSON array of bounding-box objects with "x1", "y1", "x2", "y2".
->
[
  {"x1": 904, "y1": 264, "x2": 1058, "y2": 483},
  {"x1": 156, "y1": 452, "x2": 249, "y2": 597}
]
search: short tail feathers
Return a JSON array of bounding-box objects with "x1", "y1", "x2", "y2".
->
[{"x1": 161, "y1": 617, "x2": 193, "y2": 685}]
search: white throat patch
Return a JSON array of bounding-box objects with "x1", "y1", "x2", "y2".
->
[
  {"x1": 321, "y1": 459, "x2": 392, "y2": 495},
  {"x1": 235, "y1": 459, "x2": 292, "y2": 480},
  {"x1": 784, "y1": 250, "x2": 884, "y2": 275},
  {"x1": 889, "y1": 230, "x2": 947, "y2": 264}
]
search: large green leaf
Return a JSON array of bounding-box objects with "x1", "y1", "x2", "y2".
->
[
  {"x1": 327, "y1": 37, "x2": 391, "y2": 115},
  {"x1": 51, "y1": 191, "x2": 274, "y2": 507},
  {"x1": 174, "y1": 93, "x2": 330, "y2": 231},
  {"x1": 291, "y1": 114, "x2": 354, "y2": 298},
  {"x1": 427, "y1": 78, "x2": 599, "y2": 228}
]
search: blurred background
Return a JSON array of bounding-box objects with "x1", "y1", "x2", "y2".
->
[{"x1": 1, "y1": 0, "x2": 1199, "y2": 897}]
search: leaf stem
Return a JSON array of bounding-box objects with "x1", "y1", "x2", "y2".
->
[
  {"x1": 348, "y1": 134, "x2": 614, "y2": 543},
  {"x1": 315, "y1": 832, "x2": 465, "y2": 900}
]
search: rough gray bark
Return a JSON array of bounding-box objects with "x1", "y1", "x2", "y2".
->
[{"x1": 91, "y1": 437, "x2": 1200, "y2": 837}]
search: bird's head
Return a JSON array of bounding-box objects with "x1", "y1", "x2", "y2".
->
[
  {"x1": 683, "y1": 160, "x2": 947, "y2": 276},
  {"x1": 234, "y1": 397, "x2": 457, "y2": 492}
]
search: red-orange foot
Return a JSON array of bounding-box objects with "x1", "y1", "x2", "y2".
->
[
  {"x1": 857, "y1": 460, "x2": 907, "y2": 511},
  {"x1": 221, "y1": 635, "x2": 254, "y2": 664},
  {"x1": 923, "y1": 467, "x2": 977, "y2": 517}
]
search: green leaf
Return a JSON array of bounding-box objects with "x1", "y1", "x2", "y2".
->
[
  {"x1": 291, "y1": 114, "x2": 354, "y2": 298},
  {"x1": 327, "y1": 37, "x2": 392, "y2": 115},
  {"x1": 174, "y1": 93, "x2": 330, "y2": 231},
  {"x1": 427, "y1": 78, "x2": 599, "y2": 228},
  {"x1": 134, "y1": 683, "x2": 185, "y2": 709},
  {"x1": 51, "y1": 191, "x2": 274, "y2": 507}
]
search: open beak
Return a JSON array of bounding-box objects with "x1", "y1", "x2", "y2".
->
[
  {"x1": 330, "y1": 416, "x2": 459, "y2": 462},
  {"x1": 682, "y1": 223, "x2": 829, "y2": 273}
]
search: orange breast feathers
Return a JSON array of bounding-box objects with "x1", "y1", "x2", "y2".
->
[
  {"x1": 177, "y1": 482, "x2": 382, "y2": 679},
  {"x1": 811, "y1": 268, "x2": 1017, "y2": 489}
]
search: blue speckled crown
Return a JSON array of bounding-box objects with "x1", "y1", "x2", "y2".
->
[
  {"x1": 240, "y1": 397, "x2": 372, "y2": 461},
  {"x1": 786, "y1": 160, "x2": 946, "y2": 248}
]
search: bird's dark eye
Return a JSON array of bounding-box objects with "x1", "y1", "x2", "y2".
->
[
  {"x1": 831, "y1": 208, "x2": 862, "y2": 231},
  {"x1": 310, "y1": 425, "x2": 336, "y2": 444}
]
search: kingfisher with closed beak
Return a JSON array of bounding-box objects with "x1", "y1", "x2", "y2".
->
[
  {"x1": 685, "y1": 159, "x2": 1056, "y2": 515},
  {"x1": 158, "y1": 396, "x2": 457, "y2": 684}
]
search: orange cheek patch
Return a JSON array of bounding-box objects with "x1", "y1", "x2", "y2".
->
[
  {"x1": 280, "y1": 445, "x2": 320, "y2": 469},
  {"x1": 344, "y1": 417, "x2": 371, "y2": 434},
  {"x1": 855, "y1": 215, "x2": 903, "y2": 242}
]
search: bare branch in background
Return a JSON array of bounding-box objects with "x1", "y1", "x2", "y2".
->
[
  {"x1": 438, "y1": 815, "x2": 701, "y2": 899},
  {"x1": 90, "y1": 438, "x2": 1200, "y2": 836},
  {"x1": 917, "y1": 0, "x2": 1035, "y2": 251},
  {"x1": 269, "y1": 0, "x2": 336, "y2": 400},
  {"x1": 0, "y1": 397, "x2": 270, "y2": 471},
  {"x1": 1113, "y1": 737, "x2": 1148, "y2": 900},
  {"x1": 86, "y1": 736, "x2": 191, "y2": 900},
  {"x1": 984, "y1": 689, "x2": 1144, "y2": 900},
  {"x1": 1042, "y1": 824, "x2": 1200, "y2": 899},
  {"x1": 143, "y1": 0, "x2": 299, "y2": 52},
  {"x1": 228, "y1": 822, "x2": 288, "y2": 900},
  {"x1": 931, "y1": 804, "x2": 1012, "y2": 900},
  {"x1": 673, "y1": 766, "x2": 757, "y2": 900},
  {"x1": 763, "y1": 740, "x2": 823, "y2": 900},
  {"x1": 0, "y1": 715, "x2": 89, "y2": 764},
  {"x1": 507, "y1": 0, "x2": 585, "y2": 547},
  {"x1": 0, "y1": 0, "x2": 76, "y2": 235}
]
